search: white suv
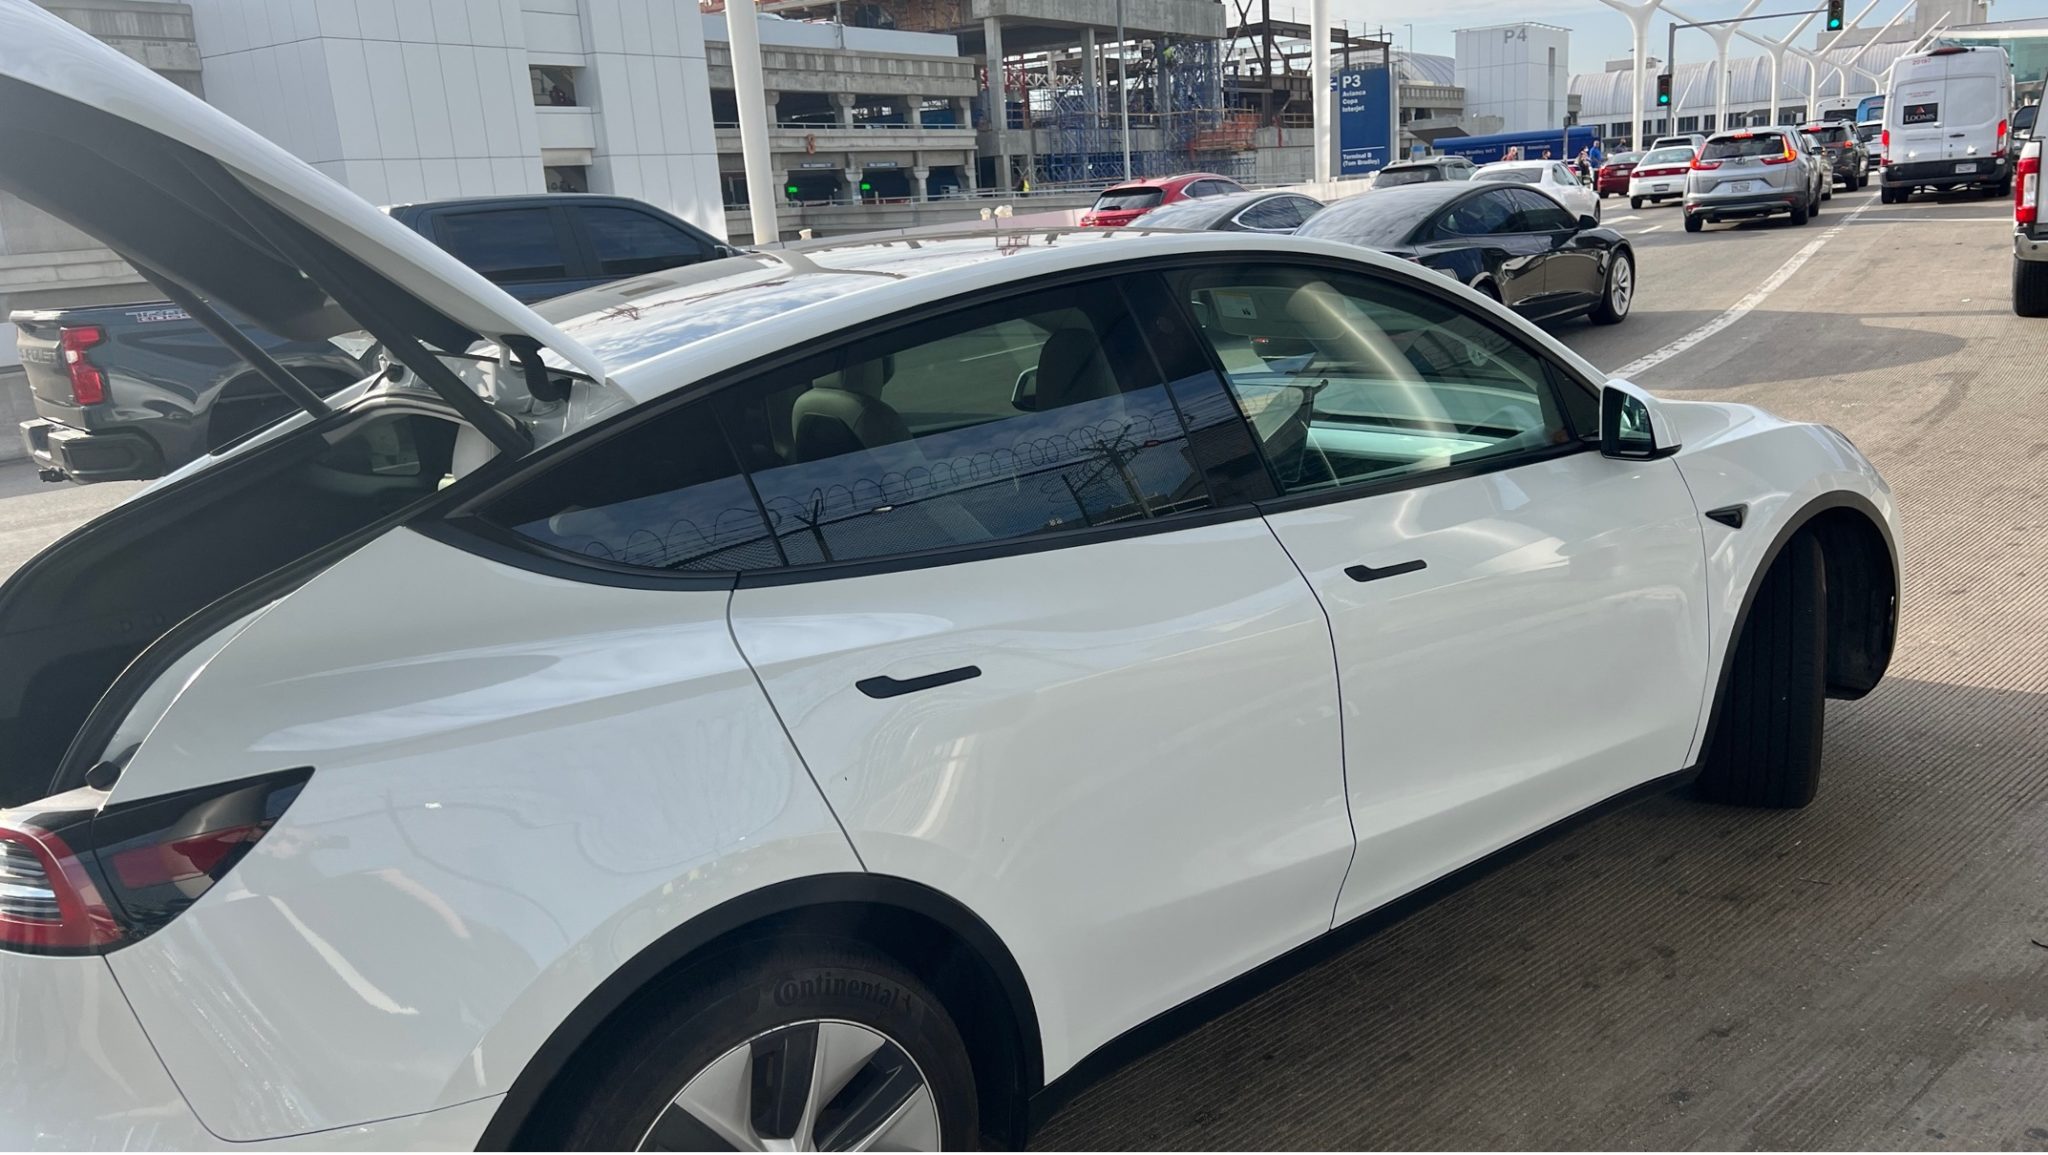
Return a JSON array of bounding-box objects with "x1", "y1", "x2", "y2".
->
[{"x1": 0, "y1": 7, "x2": 1903, "y2": 1150}]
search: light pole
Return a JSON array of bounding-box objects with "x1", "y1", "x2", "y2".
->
[
  {"x1": 1116, "y1": 0, "x2": 1131, "y2": 179},
  {"x1": 1312, "y1": 0, "x2": 1332, "y2": 184},
  {"x1": 726, "y1": 0, "x2": 779, "y2": 244},
  {"x1": 1595, "y1": 0, "x2": 1666, "y2": 153},
  {"x1": 1806, "y1": 0, "x2": 1885, "y2": 120}
]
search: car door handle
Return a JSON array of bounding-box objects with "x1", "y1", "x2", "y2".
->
[
  {"x1": 1344, "y1": 559, "x2": 1428, "y2": 583},
  {"x1": 856, "y1": 665, "x2": 982, "y2": 699}
]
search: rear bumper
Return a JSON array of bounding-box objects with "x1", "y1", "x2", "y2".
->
[
  {"x1": 2019, "y1": 230, "x2": 2048, "y2": 264},
  {"x1": 1884, "y1": 157, "x2": 2010, "y2": 188},
  {"x1": 1684, "y1": 191, "x2": 1802, "y2": 220},
  {"x1": 0, "y1": 951, "x2": 499, "y2": 1150},
  {"x1": 19, "y1": 418, "x2": 164, "y2": 483}
]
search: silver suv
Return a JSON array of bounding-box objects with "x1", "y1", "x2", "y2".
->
[{"x1": 1683, "y1": 129, "x2": 1824, "y2": 232}]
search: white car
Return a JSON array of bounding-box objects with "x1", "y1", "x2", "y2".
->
[
  {"x1": 1629, "y1": 145, "x2": 1703, "y2": 208},
  {"x1": 0, "y1": 7, "x2": 1901, "y2": 1151},
  {"x1": 1471, "y1": 159, "x2": 1603, "y2": 222}
]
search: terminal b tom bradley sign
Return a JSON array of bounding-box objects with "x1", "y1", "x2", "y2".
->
[{"x1": 1336, "y1": 66, "x2": 1392, "y2": 176}]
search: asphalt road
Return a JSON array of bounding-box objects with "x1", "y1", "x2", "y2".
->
[{"x1": 2, "y1": 185, "x2": 2042, "y2": 1150}]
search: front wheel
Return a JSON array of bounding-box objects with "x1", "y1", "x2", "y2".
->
[
  {"x1": 547, "y1": 939, "x2": 979, "y2": 1152},
  {"x1": 1589, "y1": 251, "x2": 1634, "y2": 324},
  {"x1": 1696, "y1": 533, "x2": 1827, "y2": 808}
]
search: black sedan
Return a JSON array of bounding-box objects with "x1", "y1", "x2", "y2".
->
[
  {"x1": 1132, "y1": 188, "x2": 1325, "y2": 232},
  {"x1": 1294, "y1": 181, "x2": 1635, "y2": 325}
]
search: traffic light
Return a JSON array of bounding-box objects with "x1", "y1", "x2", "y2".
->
[
  {"x1": 1826, "y1": 0, "x2": 1844, "y2": 31},
  {"x1": 1656, "y1": 73, "x2": 1672, "y2": 107}
]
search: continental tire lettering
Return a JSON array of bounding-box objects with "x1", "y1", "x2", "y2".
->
[{"x1": 773, "y1": 974, "x2": 909, "y2": 1011}]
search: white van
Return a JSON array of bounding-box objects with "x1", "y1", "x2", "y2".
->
[{"x1": 1882, "y1": 44, "x2": 2017, "y2": 203}]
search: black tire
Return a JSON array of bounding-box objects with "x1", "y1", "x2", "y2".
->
[
  {"x1": 546, "y1": 938, "x2": 980, "y2": 1151},
  {"x1": 1790, "y1": 197, "x2": 1811, "y2": 226},
  {"x1": 1589, "y1": 250, "x2": 1634, "y2": 324},
  {"x1": 1697, "y1": 533, "x2": 1827, "y2": 809},
  {"x1": 2017, "y1": 255, "x2": 2048, "y2": 318},
  {"x1": 1631, "y1": 195, "x2": 1645, "y2": 210},
  {"x1": 1684, "y1": 213, "x2": 1704, "y2": 233}
]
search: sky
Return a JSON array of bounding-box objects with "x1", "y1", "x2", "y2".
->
[{"x1": 1305, "y1": 0, "x2": 2048, "y2": 67}]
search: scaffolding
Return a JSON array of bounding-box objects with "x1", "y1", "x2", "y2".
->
[{"x1": 1033, "y1": 35, "x2": 1251, "y2": 184}]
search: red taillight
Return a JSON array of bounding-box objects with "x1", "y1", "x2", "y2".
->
[
  {"x1": 1882, "y1": 128, "x2": 1890, "y2": 150},
  {"x1": 0, "y1": 770, "x2": 309, "y2": 957},
  {"x1": 59, "y1": 324, "x2": 107, "y2": 406},
  {"x1": 1761, "y1": 144, "x2": 1798, "y2": 165},
  {"x1": 2019, "y1": 149, "x2": 2040, "y2": 226},
  {"x1": 1995, "y1": 120, "x2": 2008, "y2": 159}
]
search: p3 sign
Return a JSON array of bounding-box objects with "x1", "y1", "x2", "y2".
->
[{"x1": 1335, "y1": 67, "x2": 1392, "y2": 176}]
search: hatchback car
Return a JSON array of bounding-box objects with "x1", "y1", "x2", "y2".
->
[
  {"x1": 1596, "y1": 152, "x2": 1642, "y2": 198},
  {"x1": 1296, "y1": 181, "x2": 1635, "y2": 325},
  {"x1": 1078, "y1": 172, "x2": 1244, "y2": 227},
  {"x1": 0, "y1": 8, "x2": 1901, "y2": 1151},
  {"x1": 1684, "y1": 129, "x2": 1825, "y2": 231},
  {"x1": 1128, "y1": 188, "x2": 1324, "y2": 233},
  {"x1": 1628, "y1": 145, "x2": 1700, "y2": 208}
]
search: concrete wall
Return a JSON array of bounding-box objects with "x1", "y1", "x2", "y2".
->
[
  {"x1": 1456, "y1": 22, "x2": 1570, "y2": 135},
  {"x1": 188, "y1": 0, "x2": 724, "y2": 235}
]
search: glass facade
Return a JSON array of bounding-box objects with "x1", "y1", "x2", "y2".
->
[{"x1": 1946, "y1": 29, "x2": 2048, "y2": 105}]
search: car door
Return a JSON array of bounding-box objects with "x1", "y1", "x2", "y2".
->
[
  {"x1": 1420, "y1": 187, "x2": 1550, "y2": 309},
  {"x1": 1507, "y1": 187, "x2": 1604, "y2": 311},
  {"x1": 421, "y1": 205, "x2": 589, "y2": 303},
  {"x1": 709, "y1": 274, "x2": 1354, "y2": 1071},
  {"x1": 1168, "y1": 260, "x2": 1709, "y2": 925}
]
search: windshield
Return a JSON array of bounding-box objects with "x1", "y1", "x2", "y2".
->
[
  {"x1": 1856, "y1": 121, "x2": 1883, "y2": 142},
  {"x1": 1702, "y1": 134, "x2": 1791, "y2": 160},
  {"x1": 2015, "y1": 105, "x2": 2038, "y2": 133},
  {"x1": 1804, "y1": 126, "x2": 1851, "y2": 144},
  {"x1": 1473, "y1": 167, "x2": 1540, "y2": 184},
  {"x1": 1375, "y1": 167, "x2": 1443, "y2": 186},
  {"x1": 1605, "y1": 153, "x2": 1642, "y2": 166},
  {"x1": 1091, "y1": 187, "x2": 1162, "y2": 212},
  {"x1": 1639, "y1": 148, "x2": 1696, "y2": 166}
]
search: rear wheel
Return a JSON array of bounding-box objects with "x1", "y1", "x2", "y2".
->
[
  {"x1": 1631, "y1": 195, "x2": 1645, "y2": 210},
  {"x1": 1696, "y1": 533, "x2": 1827, "y2": 809},
  {"x1": 2017, "y1": 256, "x2": 2048, "y2": 318},
  {"x1": 1789, "y1": 197, "x2": 1811, "y2": 226},
  {"x1": 1684, "y1": 213, "x2": 1704, "y2": 233},
  {"x1": 1589, "y1": 251, "x2": 1634, "y2": 324},
  {"x1": 547, "y1": 938, "x2": 978, "y2": 1152}
]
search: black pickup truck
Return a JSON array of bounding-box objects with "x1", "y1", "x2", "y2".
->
[{"x1": 15, "y1": 194, "x2": 730, "y2": 483}]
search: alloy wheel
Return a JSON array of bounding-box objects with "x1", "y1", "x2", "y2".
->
[
  {"x1": 1609, "y1": 257, "x2": 1634, "y2": 317},
  {"x1": 639, "y1": 1020, "x2": 941, "y2": 1152}
]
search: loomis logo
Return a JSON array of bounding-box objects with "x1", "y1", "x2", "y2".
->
[{"x1": 776, "y1": 974, "x2": 909, "y2": 1010}]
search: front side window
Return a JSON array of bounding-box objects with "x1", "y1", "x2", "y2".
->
[
  {"x1": 435, "y1": 209, "x2": 568, "y2": 284},
  {"x1": 1504, "y1": 188, "x2": 1578, "y2": 232},
  {"x1": 1434, "y1": 189, "x2": 1520, "y2": 236},
  {"x1": 713, "y1": 280, "x2": 1213, "y2": 567},
  {"x1": 581, "y1": 206, "x2": 711, "y2": 279},
  {"x1": 1173, "y1": 265, "x2": 1583, "y2": 496},
  {"x1": 1234, "y1": 196, "x2": 1301, "y2": 231}
]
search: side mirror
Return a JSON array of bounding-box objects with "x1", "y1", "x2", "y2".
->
[
  {"x1": 1577, "y1": 213, "x2": 1600, "y2": 231},
  {"x1": 1600, "y1": 380, "x2": 1680, "y2": 460}
]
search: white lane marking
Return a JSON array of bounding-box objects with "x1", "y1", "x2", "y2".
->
[
  {"x1": 1640, "y1": 224, "x2": 1665, "y2": 233},
  {"x1": 1607, "y1": 213, "x2": 1642, "y2": 222},
  {"x1": 1611, "y1": 199, "x2": 1875, "y2": 379},
  {"x1": 1850, "y1": 214, "x2": 2013, "y2": 223}
]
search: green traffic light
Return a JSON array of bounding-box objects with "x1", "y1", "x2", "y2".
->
[{"x1": 1828, "y1": 17, "x2": 1842, "y2": 28}]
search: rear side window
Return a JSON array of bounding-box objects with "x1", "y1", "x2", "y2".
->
[
  {"x1": 580, "y1": 207, "x2": 711, "y2": 279},
  {"x1": 434, "y1": 209, "x2": 569, "y2": 283},
  {"x1": 1093, "y1": 187, "x2": 1162, "y2": 211},
  {"x1": 1702, "y1": 134, "x2": 1791, "y2": 160},
  {"x1": 1434, "y1": 189, "x2": 1519, "y2": 236},
  {"x1": 1234, "y1": 197, "x2": 1302, "y2": 230}
]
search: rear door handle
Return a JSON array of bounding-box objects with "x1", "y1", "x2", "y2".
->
[
  {"x1": 856, "y1": 665, "x2": 982, "y2": 699},
  {"x1": 1345, "y1": 559, "x2": 1428, "y2": 583}
]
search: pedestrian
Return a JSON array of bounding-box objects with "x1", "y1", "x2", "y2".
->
[{"x1": 1589, "y1": 139, "x2": 1606, "y2": 167}]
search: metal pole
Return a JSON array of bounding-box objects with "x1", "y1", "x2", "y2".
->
[
  {"x1": 1668, "y1": 20, "x2": 1678, "y2": 133},
  {"x1": 1117, "y1": 0, "x2": 1132, "y2": 179},
  {"x1": 726, "y1": 0, "x2": 780, "y2": 245},
  {"x1": 1312, "y1": 0, "x2": 1331, "y2": 184}
]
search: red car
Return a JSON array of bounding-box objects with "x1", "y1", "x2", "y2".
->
[
  {"x1": 1596, "y1": 152, "x2": 1641, "y2": 198},
  {"x1": 1079, "y1": 172, "x2": 1247, "y2": 227}
]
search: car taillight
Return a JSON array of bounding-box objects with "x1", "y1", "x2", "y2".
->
[
  {"x1": 1692, "y1": 157, "x2": 1721, "y2": 170},
  {"x1": 1761, "y1": 145, "x2": 1797, "y2": 165},
  {"x1": 1882, "y1": 128, "x2": 1890, "y2": 150},
  {"x1": 2020, "y1": 149, "x2": 2041, "y2": 226},
  {"x1": 1994, "y1": 120, "x2": 2008, "y2": 159},
  {"x1": 59, "y1": 324, "x2": 107, "y2": 406},
  {"x1": 0, "y1": 769, "x2": 309, "y2": 956}
]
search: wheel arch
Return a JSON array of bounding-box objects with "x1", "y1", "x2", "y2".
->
[
  {"x1": 1697, "y1": 490, "x2": 1899, "y2": 760},
  {"x1": 477, "y1": 873, "x2": 1045, "y2": 1151}
]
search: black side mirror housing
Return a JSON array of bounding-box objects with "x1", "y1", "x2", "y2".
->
[{"x1": 1578, "y1": 213, "x2": 1600, "y2": 231}]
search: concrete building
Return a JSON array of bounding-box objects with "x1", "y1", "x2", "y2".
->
[
  {"x1": 186, "y1": 0, "x2": 724, "y2": 231},
  {"x1": 1455, "y1": 21, "x2": 1570, "y2": 135},
  {"x1": 1391, "y1": 52, "x2": 1471, "y2": 155},
  {"x1": 701, "y1": 11, "x2": 979, "y2": 216}
]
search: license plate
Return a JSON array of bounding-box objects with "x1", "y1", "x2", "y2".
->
[
  {"x1": 1725, "y1": 180, "x2": 1757, "y2": 193},
  {"x1": 1654, "y1": 183, "x2": 1671, "y2": 192},
  {"x1": 1956, "y1": 162, "x2": 1978, "y2": 173}
]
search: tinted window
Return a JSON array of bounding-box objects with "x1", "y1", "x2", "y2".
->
[
  {"x1": 581, "y1": 206, "x2": 710, "y2": 279},
  {"x1": 1804, "y1": 125, "x2": 1852, "y2": 145},
  {"x1": 709, "y1": 280, "x2": 1214, "y2": 567},
  {"x1": 1504, "y1": 188, "x2": 1577, "y2": 232},
  {"x1": 1234, "y1": 196, "x2": 1302, "y2": 231},
  {"x1": 1375, "y1": 166, "x2": 1443, "y2": 186},
  {"x1": 476, "y1": 397, "x2": 777, "y2": 572},
  {"x1": 1434, "y1": 189, "x2": 1519, "y2": 236},
  {"x1": 1702, "y1": 134, "x2": 1793, "y2": 160},
  {"x1": 435, "y1": 209, "x2": 569, "y2": 283},
  {"x1": 1093, "y1": 187, "x2": 1163, "y2": 211},
  {"x1": 1173, "y1": 266, "x2": 1577, "y2": 495},
  {"x1": 1285, "y1": 196, "x2": 1324, "y2": 225},
  {"x1": 1474, "y1": 167, "x2": 1541, "y2": 184}
]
